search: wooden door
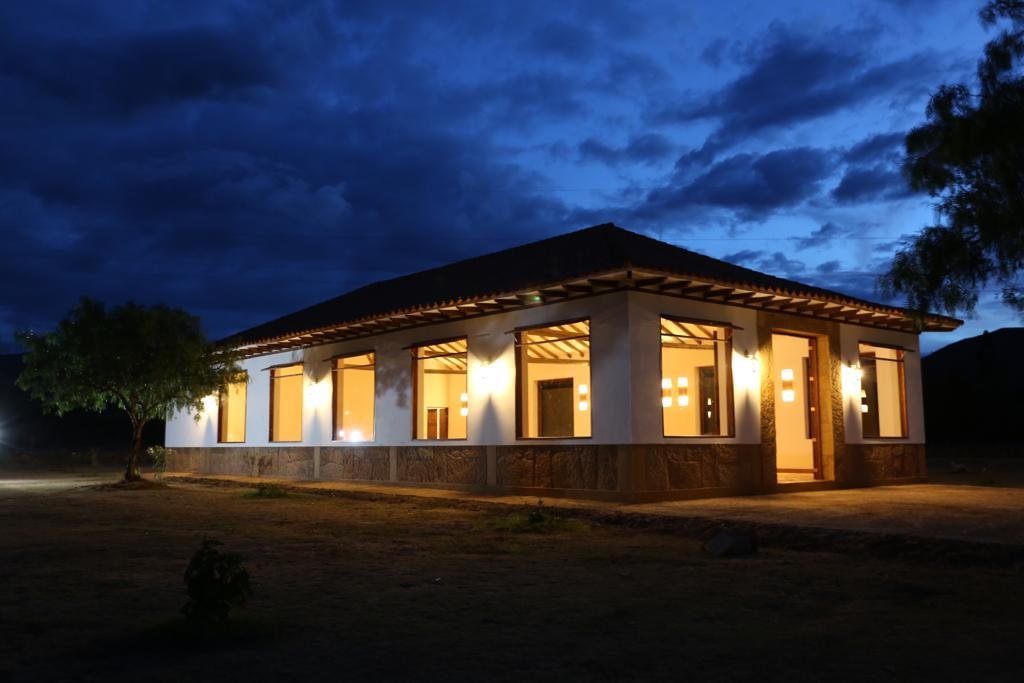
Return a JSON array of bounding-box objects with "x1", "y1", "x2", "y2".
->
[
  {"x1": 698, "y1": 366, "x2": 718, "y2": 435},
  {"x1": 538, "y1": 378, "x2": 574, "y2": 437},
  {"x1": 427, "y1": 407, "x2": 448, "y2": 440}
]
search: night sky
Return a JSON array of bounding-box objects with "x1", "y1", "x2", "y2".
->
[{"x1": 0, "y1": 1, "x2": 1008, "y2": 354}]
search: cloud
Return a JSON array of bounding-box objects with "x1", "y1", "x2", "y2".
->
[
  {"x1": 722, "y1": 249, "x2": 764, "y2": 266},
  {"x1": 757, "y1": 252, "x2": 806, "y2": 277},
  {"x1": 842, "y1": 131, "x2": 905, "y2": 165},
  {"x1": 0, "y1": 25, "x2": 280, "y2": 116},
  {"x1": 655, "y1": 24, "x2": 942, "y2": 153},
  {"x1": 578, "y1": 133, "x2": 673, "y2": 166},
  {"x1": 0, "y1": 2, "x2": 580, "y2": 346},
  {"x1": 795, "y1": 222, "x2": 849, "y2": 250},
  {"x1": 633, "y1": 147, "x2": 833, "y2": 222},
  {"x1": 528, "y1": 20, "x2": 598, "y2": 60},
  {"x1": 831, "y1": 164, "x2": 913, "y2": 203},
  {"x1": 816, "y1": 260, "x2": 842, "y2": 274}
]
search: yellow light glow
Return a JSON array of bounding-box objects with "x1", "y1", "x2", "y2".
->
[
  {"x1": 677, "y1": 376, "x2": 688, "y2": 388},
  {"x1": 305, "y1": 379, "x2": 330, "y2": 407},
  {"x1": 661, "y1": 377, "x2": 672, "y2": 390},
  {"x1": 201, "y1": 395, "x2": 217, "y2": 415},
  {"x1": 732, "y1": 352, "x2": 760, "y2": 392},
  {"x1": 459, "y1": 392, "x2": 469, "y2": 402},
  {"x1": 337, "y1": 429, "x2": 345, "y2": 439},
  {"x1": 677, "y1": 395, "x2": 689, "y2": 407},
  {"x1": 459, "y1": 407, "x2": 469, "y2": 417},
  {"x1": 348, "y1": 428, "x2": 365, "y2": 442},
  {"x1": 578, "y1": 400, "x2": 589, "y2": 412},
  {"x1": 780, "y1": 368, "x2": 794, "y2": 381},
  {"x1": 661, "y1": 396, "x2": 672, "y2": 408},
  {"x1": 861, "y1": 404, "x2": 869, "y2": 413},
  {"x1": 781, "y1": 388, "x2": 796, "y2": 403},
  {"x1": 578, "y1": 383, "x2": 589, "y2": 396}
]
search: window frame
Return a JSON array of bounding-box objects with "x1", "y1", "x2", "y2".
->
[
  {"x1": 410, "y1": 336, "x2": 469, "y2": 442},
  {"x1": 659, "y1": 314, "x2": 736, "y2": 439},
  {"x1": 857, "y1": 340, "x2": 909, "y2": 440},
  {"x1": 217, "y1": 372, "x2": 248, "y2": 444},
  {"x1": 267, "y1": 363, "x2": 304, "y2": 443},
  {"x1": 329, "y1": 350, "x2": 376, "y2": 443},
  {"x1": 513, "y1": 317, "x2": 593, "y2": 441}
]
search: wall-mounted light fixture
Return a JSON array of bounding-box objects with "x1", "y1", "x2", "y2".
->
[
  {"x1": 661, "y1": 377, "x2": 672, "y2": 408},
  {"x1": 677, "y1": 376, "x2": 689, "y2": 407},
  {"x1": 578, "y1": 383, "x2": 589, "y2": 412},
  {"x1": 459, "y1": 392, "x2": 469, "y2": 417},
  {"x1": 478, "y1": 362, "x2": 492, "y2": 392},
  {"x1": 780, "y1": 368, "x2": 796, "y2": 403}
]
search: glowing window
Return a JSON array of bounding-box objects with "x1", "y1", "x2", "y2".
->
[
  {"x1": 413, "y1": 338, "x2": 467, "y2": 440},
  {"x1": 661, "y1": 317, "x2": 733, "y2": 437},
  {"x1": 858, "y1": 343, "x2": 907, "y2": 438},
  {"x1": 515, "y1": 320, "x2": 591, "y2": 438},
  {"x1": 217, "y1": 374, "x2": 247, "y2": 443},
  {"x1": 269, "y1": 364, "x2": 303, "y2": 442},
  {"x1": 332, "y1": 352, "x2": 375, "y2": 442}
]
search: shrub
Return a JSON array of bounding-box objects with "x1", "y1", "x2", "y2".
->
[
  {"x1": 146, "y1": 445, "x2": 173, "y2": 480},
  {"x1": 181, "y1": 538, "x2": 253, "y2": 625}
]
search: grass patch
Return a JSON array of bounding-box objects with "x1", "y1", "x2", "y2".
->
[{"x1": 244, "y1": 483, "x2": 289, "y2": 499}]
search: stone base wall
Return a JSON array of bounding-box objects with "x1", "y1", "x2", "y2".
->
[
  {"x1": 164, "y1": 442, "x2": 924, "y2": 500},
  {"x1": 168, "y1": 447, "x2": 315, "y2": 480},
  {"x1": 496, "y1": 445, "x2": 618, "y2": 491},
  {"x1": 320, "y1": 447, "x2": 389, "y2": 482},
  {"x1": 397, "y1": 447, "x2": 486, "y2": 486},
  {"x1": 839, "y1": 444, "x2": 927, "y2": 486},
  {"x1": 633, "y1": 444, "x2": 761, "y2": 494}
]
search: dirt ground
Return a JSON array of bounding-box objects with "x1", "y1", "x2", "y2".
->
[{"x1": 1, "y1": 475, "x2": 1022, "y2": 682}]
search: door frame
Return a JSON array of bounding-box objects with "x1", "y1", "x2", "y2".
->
[{"x1": 770, "y1": 331, "x2": 824, "y2": 481}]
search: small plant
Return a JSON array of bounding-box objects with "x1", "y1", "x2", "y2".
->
[
  {"x1": 246, "y1": 482, "x2": 288, "y2": 498},
  {"x1": 146, "y1": 445, "x2": 173, "y2": 480},
  {"x1": 182, "y1": 538, "x2": 252, "y2": 626},
  {"x1": 527, "y1": 499, "x2": 548, "y2": 525}
]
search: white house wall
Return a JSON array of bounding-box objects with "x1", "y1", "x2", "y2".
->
[
  {"x1": 166, "y1": 292, "x2": 929, "y2": 452},
  {"x1": 167, "y1": 292, "x2": 633, "y2": 448}
]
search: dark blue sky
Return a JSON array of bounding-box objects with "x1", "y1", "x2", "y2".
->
[{"x1": 0, "y1": 0, "x2": 1009, "y2": 353}]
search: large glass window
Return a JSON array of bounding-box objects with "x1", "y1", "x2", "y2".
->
[
  {"x1": 859, "y1": 343, "x2": 907, "y2": 438},
  {"x1": 413, "y1": 339, "x2": 468, "y2": 440},
  {"x1": 332, "y1": 352, "x2": 375, "y2": 442},
  {"x1": 269, "y1": 364, "x2": 303, "y2": 442},
  {"x1": 218, "y1": 374, "x2": 247, "y2": 443},
  {"x1": 661, "y1": 317, "x2": 733, "y2": 437},
  {"x1": 516, "y1": 320, "x2": 591, "y2": 438}
]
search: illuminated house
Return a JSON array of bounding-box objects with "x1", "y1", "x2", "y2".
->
[{"x1": 165, "y1": 224, "x2": 961, "y2": 500}]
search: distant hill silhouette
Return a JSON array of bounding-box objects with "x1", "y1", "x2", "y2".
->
[
  {"x1": 922, "y1": 328, "x2": 1024, "y2": 448},
  {"x1": 0, "y1": 353, "x2": 163, "y2": 454}
]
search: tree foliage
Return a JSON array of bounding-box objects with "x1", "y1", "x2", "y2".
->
[
  {"x1": 882, "y1": 1, "x2": 1024, "y2": 318},
  {"x1": 16, "y1": 298, "x2": 240, "y2": 480}
]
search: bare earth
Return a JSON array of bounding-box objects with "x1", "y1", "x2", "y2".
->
[{"x1": 1, "y1": 473, "x2": 1022, "y2": 682}]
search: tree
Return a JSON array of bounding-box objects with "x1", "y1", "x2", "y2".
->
[
  {"x1": 16, "y1": 298, "x2": 241, "y2": 481},
  {"x1": 882, "y1": 1, "x2": 1024, "y2": 319}
]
